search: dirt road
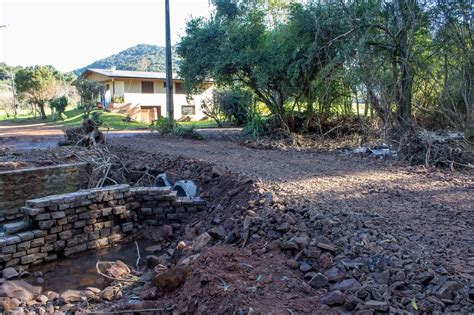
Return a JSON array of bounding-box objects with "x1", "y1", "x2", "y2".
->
[
  {"x1": 0, "y1": 121, "x2": 150, "y2": 150},
  {"x1": 109, "y1": 133, "x2": 474, "y2": 312}
]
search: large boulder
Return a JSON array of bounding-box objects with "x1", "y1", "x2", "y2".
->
[{"x1": 60, "y1": 289, "x2": 84, "y2": 303}]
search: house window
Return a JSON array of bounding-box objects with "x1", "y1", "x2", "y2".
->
[
  {"x1": 181, "y1": 105, "x2": 195, "y2": 115},
  {"x1": 141, "y1": 81, "x2": 154, "y2": 93},
  {"x1": 175, "y1": 82, "x2": 185, "y2": 94}
]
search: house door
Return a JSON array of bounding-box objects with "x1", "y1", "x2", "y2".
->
[{"x1": 140, "y1": 106, "x2": 161, "y2": 123}]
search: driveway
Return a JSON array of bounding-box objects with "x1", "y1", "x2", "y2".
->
[{"x1": 0, "y1": 120, "x2": 152, "y2": 150}]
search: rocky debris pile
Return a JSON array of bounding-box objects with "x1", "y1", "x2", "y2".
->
[
  {"x1": 239, "y1": 192, "x2": 474, "y2": 313},
  {"x1": 0, "y1": 274, "x2": 125, "y2": 314},
  {"x1": 84, "y1": 242, "x2": 322, "y2": 314}
]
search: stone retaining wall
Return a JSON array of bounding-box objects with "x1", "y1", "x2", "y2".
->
[
  {"x1": 0, "y1": 184, "x2": 204, "y2": 269},
  {"x1": 0, "y1": 163, "x2": 89, "y2": 223}
]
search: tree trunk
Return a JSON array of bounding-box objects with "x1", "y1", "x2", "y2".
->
[
  {"x1": 38, "y1": 102, "x2": 47, "y2": 119},
  {"x1": 394, "y1": 0, "x2": 414, "y2": 131},
  {"x1": 397, "y1": 59, "x2": 413, "y2": 129},
  {"x1": 354, "y1": 90, "x2": 360, "y2": 117},
  {"x1": 364, "y1": 95, "x2": 369, "y2": 118}
]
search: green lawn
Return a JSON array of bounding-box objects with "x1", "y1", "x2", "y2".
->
[
  {"x1": 177, "y1": 120, "x2": 219, "y2": 129},
  {"x1": 0, "y1": 107, "x2": 221, "y2": 131},
  {"x1": 54, "y1": 109, "x2": 150, "y2": 131},
  {"x1": 0, "y1": 108, "x2": 150, "y2": 131}
]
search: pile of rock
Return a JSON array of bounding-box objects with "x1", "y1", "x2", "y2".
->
[{"x1": 240, "y1": 194, "x2": 473, "y2": 313}]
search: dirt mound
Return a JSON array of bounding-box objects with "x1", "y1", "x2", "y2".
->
[{"x1": 157, "y1": 245, "x2": 322, "y2": 314}]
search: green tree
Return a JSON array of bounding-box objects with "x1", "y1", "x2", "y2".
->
[
  {"x1": 178, "y1": 0, "x2": 352, "y2": 130},
  {"x1": 49, "y1": 95, "x2": 69, "y2": 120},
  {"x1": 74, "y1": 77, "x2": 104, "y2": 117},
  {"x1": 15, "y1": 66, "x2": 57, "y2": 119},
  {"x1": 215, "y1": 88, "x2": 253, "y2": 126}
]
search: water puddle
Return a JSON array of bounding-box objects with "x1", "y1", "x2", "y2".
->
[{"x1": 27, "y1": 240, "x2": 155, "y2": 293}]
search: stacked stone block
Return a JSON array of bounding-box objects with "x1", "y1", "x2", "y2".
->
[{"x1": 0, "y1": 184, "x2": 205, "y2": 269}]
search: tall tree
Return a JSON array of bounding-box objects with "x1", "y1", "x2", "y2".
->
[
  {"x1": 74, "y1": 77, "x2": 105, "y2": 117},
  {"x1": 15, "y1": 66, "x2": 57, "y2": 119}
]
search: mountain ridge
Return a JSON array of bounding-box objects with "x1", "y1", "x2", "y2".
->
[{"x1": 73, "y1": 44, "x2": 179, "y2": 75}]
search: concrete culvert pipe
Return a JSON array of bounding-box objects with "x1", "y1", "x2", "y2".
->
[
  {"x1": 172, "y1": 180, "x2": 197, "y2": 198},
  {"x1": 155, "y1": 173, "x2": 171, "y2": 187}
]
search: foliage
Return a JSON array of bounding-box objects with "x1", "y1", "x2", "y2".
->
[
  {"x1": 49, "y1": 95, "x2": 69, "y2": 120},
  {"x1": 178, "y1": 0, "x2": 474, "y2": 144},
  {"x1": 200, "y1": 92, "x2": 226, "y2": 127},
  {"x1": 214, "y1": 88, "x2": 253, "y2": 126},
  {"x1": 73, "y1": 44, "x2": 180, "y2": 75},
  {"x1": 74, "y1": 77, "x2": 105, "y2": 117},
  {"x1": 171, "y1": 125, "x2": 203, "y2": 140},
  {"x1": 151, "y1": 117, "x2": 203, "y2": 139},
  {"x1": 14, "y1": 66, "x2": 59, "y2": 119},
  {"x1": 243, "y1": 114, "x2": 272, "y2": 139},
  {"x1": 152, "y1": 117, "x2": 174, "y2": 134},
  {"x1": 112, "y1": 95, "x2": 124, "y2": 103}
]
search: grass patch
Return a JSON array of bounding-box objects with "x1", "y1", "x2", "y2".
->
[
  {"x1": 1, "y1": 108, "x2": 220, "y2": 130},
  {"x1": 53, "y1": 109, "x2": 150, "y2": 131},
  {"x1": 177, "y1": 120, "x2": 219, "y2": 129},
  {"x1": 0, "y1": 108, "x2": 150, "y2": 131}
]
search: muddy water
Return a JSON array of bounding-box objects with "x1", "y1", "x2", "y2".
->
[{"x1": 28, "y1": 240, "x2": 155, "y2": 293}]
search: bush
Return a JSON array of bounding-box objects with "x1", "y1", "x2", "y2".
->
[
  {"x1": 215, "y1": 88, "x2": 253, "y2": 126},
  {"x1": 172, "y1": 125, "x2": 203, "y2": 140},
  {"x1": 152, "y1": 117, "x2": 174, "y2": 134},
  {"x1": 151, "y1": 117, "x2": 202, "y2": 139},
  {"x1": 112, "y1": 95, "x2": 124, "y2": 103},
  {"x1": 243, "y1": 114, "x2": 271, "y2": 139},
  {"x1": 49, "y1": 96, "x2": 69, "y2": 120}
]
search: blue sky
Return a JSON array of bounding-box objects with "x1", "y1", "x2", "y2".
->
[{"x1": 0, "y1": 0, "x2": 211, "y2": 72}]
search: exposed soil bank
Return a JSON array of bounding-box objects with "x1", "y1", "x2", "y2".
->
[
  {"x1": 104, "y1": 134, "x2": 473, "y2": 313},
  {"x1": 0, "y1": 133, "x2": 472, "y2": 314}
]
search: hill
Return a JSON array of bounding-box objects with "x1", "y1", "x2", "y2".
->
[{"x1": 73, "y1": 44, "x2": 179, "y2": 75}]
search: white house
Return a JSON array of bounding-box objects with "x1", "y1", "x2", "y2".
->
[{"x1": 81, "y1": 68, "x2": 213, "y2": 123}]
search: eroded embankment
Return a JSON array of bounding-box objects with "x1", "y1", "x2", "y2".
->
[
  {"x1": 1, "y1": 146, "x2": 322, "y2": 314},
  {"x1": 92, "y1": 144, "x2": 474, "y2": 314},
  {"x1": 1, "y1": 143, "x2": 472, "y2": 314}
]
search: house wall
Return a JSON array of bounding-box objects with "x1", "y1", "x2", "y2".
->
[{"x1": 107, "y1": 78, "x2": 211, "y2": 123}]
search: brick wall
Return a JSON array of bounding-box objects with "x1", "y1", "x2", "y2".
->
[
  {"x1": 0, "y1": 163, "x2": 89, "y2": 223},
  {"x1": 0, "y1": 184, "x2": 204, "y2": 269}
]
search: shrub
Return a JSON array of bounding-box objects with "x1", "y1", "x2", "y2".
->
[
  {"x1": 172, "y1": 125, "x2": 203, "y2": 140},
  {"x1": 49, "y1": 96, "x2": 69, "y2": 120},
  {"x1": 215, "y1": 88, "x2": 253, "y2": 126},
  {"x1": 112, "y1": 95, "x2": 124, "y2": 103},
  {"x1": 151, "y1": 117, "x2": 202, "y2": 139},
  {"x1": 243, "y1": 114, "x2": 271, "y2": 139},
  {"x1": 152, "y1": 117, "x2": 174, "y2": 134}
]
